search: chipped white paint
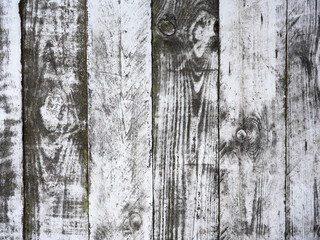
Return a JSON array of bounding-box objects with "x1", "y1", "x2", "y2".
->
[
  {"x1": 88, "y1": 0, "x2": 152, "y2": 239},
  {"x1": 0, "y1": 1, "x2": 23, "y2": 239},
  {"x1": 219, "y1": 0, "x2": 286, "y2": 239}
]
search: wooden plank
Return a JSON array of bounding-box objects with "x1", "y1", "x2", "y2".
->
[
  {"x1": 0, "y1": 1, "x2": 23, "y2": 239},
  {"x1": 287, "y1": 0, "x2": 320, "y2": 238},
  {"x1": 87, "y1": 0, "x2": 152, "y2": 239},
  {"x1": 219, "y1": 0, "x2": 286, "y2": 239},
  {"x1": 152, "y1": 0, "x2": 219, "y2": 239},
  {"x1": 20, "y1": 0, "x2": 88, "y2": 238}
]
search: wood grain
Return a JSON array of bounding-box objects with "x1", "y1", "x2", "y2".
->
[
  {"x1": 0, "y1": 1, "x2": 23, "y2": 239},
  {"x1": 20, "y1": 0, "x2": 88, "y2": 238},
  {"x1": 287, "y1": 0, "x2": 320, "y2": 238},
  {"x1": 87, "y1": 0, "x2": 152, "y2": 239},
  {"x1": 152, "y1": 0, "x2": 219, "y2": 239},
  {"x1": 219, "y1": 0, "x2": 286, "y2": 239}
]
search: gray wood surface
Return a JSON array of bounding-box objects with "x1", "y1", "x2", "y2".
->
[
  {"x1": 287, "y1": 0, "x2": 320, "y2": 239},
  {"x1": 152, "y1": 0, "x2": 220, "y2": 239},
  {"x1": 20, "y1": 0, "x2": 88, "y2": 239},
  {"x1": 87, "y1": 0, "x2": 152, "y2": 239},
  {"x1": 1, "y1": 0, "x2": 320, "y2": 239},
  {"x1": 219, "y1": 0, "x2": 286, "y2": 239},
  {"x1": 0, "y1": 1, "x2": 23, "y2": 239}
]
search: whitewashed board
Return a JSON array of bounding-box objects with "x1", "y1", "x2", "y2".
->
[
  {"x1": 219, "y1": 0, "x2": 286, "y2": 239},
  {"x1": 0, "y1": 1, "x2": 23, "y2": 239},
  {"x1": 87, "y1": 0, "x2": 152, "y2": 239},
  {"x1": 287, "y1": 0, "x2": 320, "y2": 239}
]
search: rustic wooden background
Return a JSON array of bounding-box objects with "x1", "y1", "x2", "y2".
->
[{"x1": 0, "y1": 0, "x2": 319, "y2": 239}]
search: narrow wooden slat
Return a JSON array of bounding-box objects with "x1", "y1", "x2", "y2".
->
[
  {"x1": 219, "y1": 0, "x2": 286, "y2": 239},
  {"x1": 287, "y1": 0, "x2": 320, "y2": 238},
  {"x1": 20, "y1": 0, "x2": 88, "y2": 238},
  {"x1": 87, "y1": 0, "x2": 152, "y2": 239},
  {"x1": 152, "y1": 0, "x2": 219, "y2": 238},
  {"x1": 0, "y1": 1, "x2": 23, "y2": 239}
]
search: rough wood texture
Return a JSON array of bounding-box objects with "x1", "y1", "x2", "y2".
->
[
  {"x1": 0, "y1": 1, "x2": 23, "y2": 239},
  {"x1": 219, "y1": 0, "x2": 286, "y2": 239},
  {"x1": 152, "y1": 0, "x2": 219, "y2": 239},
  {"x1": 1, "y1": 1, "x2": 319, "y2": 238},
  {"x1": 287, "y1": 0, "x2": 320, "y2": 238},
  {"x1": 20, "y1": 0, "x2": 88, "y2": 239},
  {"x1": 88, "y1": 0, "x2": 152, "y2": 239}
]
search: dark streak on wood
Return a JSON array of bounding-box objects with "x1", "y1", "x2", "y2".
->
[
  {"x1": 314, "y1": 180, "x2": 320, "y2": 237},
  {"x1": 152, "y1": 0, "x2": 219, "y2": 238}
]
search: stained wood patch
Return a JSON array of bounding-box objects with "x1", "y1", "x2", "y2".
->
[
  {"x1": 219, "y1": 0, "x2": 286, "y2": 239},
  {"x1": 0, "y1": 1, "x2": 23, "y2": 239},
  {"x1": 287, "y1": 0, "x2": 320, "y2": 238},
  {"x1": 87, "y1": 0, "x2": 152, "y2": 239},
  {"x1": 152, "y1": 0, "x2": 220, "y2": 238},
  {"x1": 20, "y1": 0, "x2": 88, "y2": 238}
]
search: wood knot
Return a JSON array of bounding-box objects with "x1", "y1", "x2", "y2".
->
[
  {"x1": 219, "y1": 115, "x2": 266, "y2": 161},
  {"x1": 40, "y1": 92, "x2": 65, "y2": 131},
  {"x1": 158, "y1": 19, "x2": 176, "y2": 36},
  {"x1": 237, "y1": 116, "x2": 265, "y2": 160},
  {"x1": 129, "y1": 212, "x2": 142, "y2": 230},
  {"x1": 236, "y1": 129, "x2": 247, "y2": 141},
  {"x1": 189, "y1": 10, "x2": 218, "y2": 57}
]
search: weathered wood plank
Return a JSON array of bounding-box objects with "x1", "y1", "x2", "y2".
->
[
  {"x1": 20, "y1": 0, "x2": 88, "y2": 238},
  {"x1": 287, "y1": 0, "x2": 320, "y2": 238},
  {"x1": 152, "y1": 0, "x2": 219, "y2": 239},
  {"x1": 219, "y1": 0, "x2": 286, "y2": 239},
  {"x1": 87, "y1": 0, "x2": 152, "y2": 239},
  {"x1": 0, "y1": 1, "x2": 23, "y2": 239}
]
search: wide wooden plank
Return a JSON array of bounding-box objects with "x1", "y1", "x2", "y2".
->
[
  {"x1": 20, "y1": 0, "x2": 88, "y2": 238},
  {"x1": 152, "y1": 0, "x2": 219, "y2": 239},
  {"x1": 219, "y1": 0, "x2": 286, "y2": 239},
  {"x1": 287, "y1": 0, "x2": 320, "y2": 238},
  {"x1": 87, "y1": 0, "x2": 152, "y2": 239},
  {"x1": 0, "y1": 1, "x2": 23, "y2": 239}
]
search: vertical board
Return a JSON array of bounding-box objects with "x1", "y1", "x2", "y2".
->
[
  {"x1": 152, "y1": 0, "x2": 219, "y2": 239},
  {"x1": 287, "y1": 0, "x2": 320, "y2": 238},
  {"x1": 20, "y1": 0, "x2": 88, "y2": 239},
  {"x1": 88, "y1": 0, "x2": 152, "y2": 239},
  {"x1": 0, "y1": 0, "x2": 23, "y2": 239},
  {"x1": 219, "y1": 0, "x2": 286, "y2": 239}
]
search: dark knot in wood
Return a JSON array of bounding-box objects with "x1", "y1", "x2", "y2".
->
[
  {"x1": 158, "y1": 19, "x2": 176, "y2": 36},
  {"x1": 129, "y1": 212, "x2": 142, "y2": 230}
]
